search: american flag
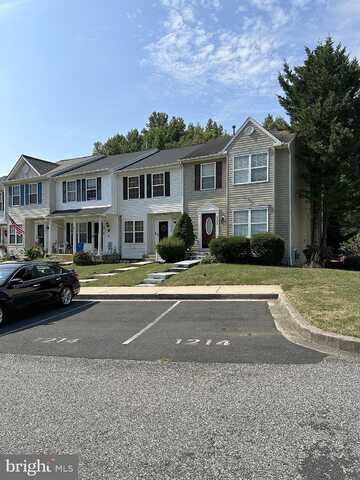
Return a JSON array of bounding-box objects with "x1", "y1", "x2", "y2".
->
[{"x1": 9, "y1": 215, "x2": 24, "y2": 236}]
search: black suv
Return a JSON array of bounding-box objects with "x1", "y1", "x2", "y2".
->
[{"x1": 0, "y1": 261, "x2": 80, "y2": 325}]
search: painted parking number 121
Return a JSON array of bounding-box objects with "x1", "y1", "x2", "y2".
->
[{"x1": 176, "y1": 339, "x2": 230, "y2": 346}]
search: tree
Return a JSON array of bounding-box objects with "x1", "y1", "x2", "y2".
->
[
  {"x1": 278, "y1": 37, "x2": 360, "y2": 251},
  {"x1": 263, "y1": 114, "x2": 290, "y2": 131},
  {"x1": 173, "y1": 213, "x2": 196, "y2": 250},
  {"x1": 93, "y1": 112, "x2": 225, "y2": 155}
]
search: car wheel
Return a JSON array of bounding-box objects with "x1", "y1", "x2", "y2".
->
[{"x1": 59, "y1": 287, "x2": 73, "y2": 306}]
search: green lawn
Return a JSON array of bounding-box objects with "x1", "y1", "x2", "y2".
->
[
  {"x1": 165, "y1": 264, "x2": 360, "y2": 338},
  {"x1": 75, "y1": 263, "x2": 172, "y2": 287}
]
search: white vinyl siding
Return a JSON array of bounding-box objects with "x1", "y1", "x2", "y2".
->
[
  {"x1": 233, "y1": 208, "x2": 268, "y2": 237},
  {"x1": 201, "y1": 163, "x2": 216, "y2": 190},
  {"x1": 233, "y1": 152, "x2": 268, "y2": 185}
]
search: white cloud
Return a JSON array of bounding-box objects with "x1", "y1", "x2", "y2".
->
[{"x1": 0, "y1": 0, "x2": 28, "y2": 11}]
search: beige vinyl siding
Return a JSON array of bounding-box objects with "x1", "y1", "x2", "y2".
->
[
  {"x1": 274, "y1": 147, "x2": 290, "y2": 259},
  {"x1": 228, "y1": 120, "x2": 276, "y2": 234},
  {"x1": 183, "y1": 157, "x2": 227, "y2": 239}
]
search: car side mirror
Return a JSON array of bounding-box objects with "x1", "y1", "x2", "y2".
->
[{"x1": 8, "y1": 278, "x2": 24, "y2": 288}]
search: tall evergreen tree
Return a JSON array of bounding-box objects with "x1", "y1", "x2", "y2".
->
[
  {"x1": 263, "y1": 114, "x2": 290, "y2": 131},
  {"x1": 278, "y1": 37, "x2": 360, "y2": 250}
]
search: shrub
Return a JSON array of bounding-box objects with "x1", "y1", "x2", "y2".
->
[
  {"x1": 25, "y1": 245, "x2": 43, "y2": 260},
  {"x1": 343, "y1": 256, "x2": 360, "y2": 271},
  {"x1": 209, "y1": 236, "x2": 251, "y2": 263},
  {"x1": 156, "y1": 236, "x2": 186, "y2": 262},
  {"x1": 173, "y1": 213, "x2": 196, "y2": 250},
  {"x1": 200, "y1": 254, "x2": 218, "y2": 264},
  {"x1": 73, "y1": 252, "x2": 94, "y2": 266},
  {"x1": 340, "y1": 234, "x2": 360, "y2": 256},
  {"x1": 250, "y1": 233, "x2": 285, "y2": 265}
]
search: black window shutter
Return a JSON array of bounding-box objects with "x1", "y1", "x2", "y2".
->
[
  {"x1": 97, "y1": 177, "x2": 102, "y2": 200},
  {"x1": 146, "y1": 174, "x2": 152, "y2": 198},
  {"x1": 37, "y1": 182, "x2": 43, "y2": 204},
  {"x1": 77, "y1": 179, "x2": 81, "y2": 202},
  {"x1": 20, "y1": 184, "x2": 25, "y2": 205},
  {"x1": 25, "y1": 184, "x2": 30, "y2": 205},
  {"x1": 140, "y1": 175, "x2": 145, "y2": 198},
  {"x1": 62, "y1": 182, "x2": 67, "y2": 203},
  {"x1": 8, "y1": 186, "x2": 13, "y2": 206},
  {"x1": 66, "y1": 223, "x2": 71, "y2": 244},
  {"x1": 216, "y1": 161, "x2": 223, "y2": 189},
  {"x1": 165, "y1": 172, "x2": 170, "y2": 196},
  {"x1": 123, "y1": 177, "x2": 128, "y2": 200},
  {"x1": 195, "y1": 164, "x2": 201, "y2": 191},
  {"x1": 81, "y1": 179, "x2": 86, "y2": 201},
  {"x1": 87, "y1": 222, "x2": 92, "y2": 243}
]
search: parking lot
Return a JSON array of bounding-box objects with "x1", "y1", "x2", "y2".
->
[{"x1": 0, "y1": 300, "x2": 325, "y2": 364}]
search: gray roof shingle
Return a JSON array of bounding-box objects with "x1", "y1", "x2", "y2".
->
[
  {"x1": 50, "y1": 207, "x2": 111, "y2": 217},
  {"x1": 180, "y1": 136, "x2": 231, "y2": 159},
  {"x1": 268, "y1": 129, "x2": 296, "y2": 143},
  {"x1": 22, "y1": 155, "x2": 58, "y2": 175}
]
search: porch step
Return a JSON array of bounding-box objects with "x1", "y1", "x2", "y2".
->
[{"x1": 168, "y1": 266, "x2": 189, "y2": 273}]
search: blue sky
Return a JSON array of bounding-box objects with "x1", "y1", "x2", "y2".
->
[{"x1": 0, "y1": 0, "x2": 359, "y2": 175}]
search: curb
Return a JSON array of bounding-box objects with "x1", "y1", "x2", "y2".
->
[
  {"x1": 78, "y1": 293, "x2": 279, "y2": 301},
  {"x1": 278, "y1": 293, "x2": 360, "y2": 355}
]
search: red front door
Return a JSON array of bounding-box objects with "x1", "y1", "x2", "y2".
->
[{"x1": 201, "y1": 213, "x2": 216, "y2": 248}]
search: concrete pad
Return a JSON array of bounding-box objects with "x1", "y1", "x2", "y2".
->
[
  {"x1": 132, "y1": 261, "x2": 154, "y2": 266},
  {"x1": 112, "y1": 267, "x2": 138, "y2": 272},
  {"x1": 79, "y1": 279, "x2": 97, "y2": 283},
  {"x1": 93, "y1": 272, "x2": 118, "y2": 277}
]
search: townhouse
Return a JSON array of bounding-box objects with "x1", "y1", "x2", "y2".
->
[{"x1": 0, "y1": 117, "x2": 310, "y2": 264}]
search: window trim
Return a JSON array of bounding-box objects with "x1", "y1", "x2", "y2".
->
[
  {"x1": 200, "y1": 162, "x2": 216, "y2": 191},
  {"x1": 128, "y1": 176, "x2": 140, "y2": 200},
  {"x1": 233, "y1": 151, "x2": 269, "y2": 185},
  {"x1": 67, "y1": 181, "x2": 76, "y2": 202},
  {"x1": 152, "y1": 172, "x2": 165, "y2": 197},
  {"x1": 86, "y1": 178, "x2": 97, "y2": 201},
  {"x1": 232, "y1": 208, "x2": 269, "y2": 238},
  {"x1": 9, "y1": 224, "x2": 23, "y2": 245},
  {"x1": 124, "y1": 220, "x2": 144, "y2": 244},
  {"x1": 29, "y1": 183, "x2": 38, "y2": 205},
  {"x1": 12, "y1": 185, "x2": 21, "y2": 206}
]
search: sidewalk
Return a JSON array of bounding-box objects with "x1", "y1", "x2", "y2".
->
[{"x1": 78, "y1": 285, "x2": 283, "y2": 300}]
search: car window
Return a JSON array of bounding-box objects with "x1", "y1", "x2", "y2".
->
[
  {"x1": 0, "y1": 265, "x2": 20, "y2": 286},
  {"x1": 32, "y1": 264, "x2": 61, "y2": 278},
  {"x1": 13, "y1": 267, "x2": 33, "y2": 282}
]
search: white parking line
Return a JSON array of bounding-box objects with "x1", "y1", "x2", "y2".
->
[{"x1": 122, "y1": 301, "x2": 181, "y2": 345}]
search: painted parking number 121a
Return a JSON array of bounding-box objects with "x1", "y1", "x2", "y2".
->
[{"x1": 175, "y1": 339, "x2": 230, "y2": 346}]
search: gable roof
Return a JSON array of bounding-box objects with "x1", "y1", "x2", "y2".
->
[
  {"x1": 21, "y1": 155, "x2": 58, "y2": 175},
  {"x1": 268, "y1": 129, "x2": 296, "y2": 144},
  {"x1": 180, "y1": 136, "x2": 230, "y2": 160}
]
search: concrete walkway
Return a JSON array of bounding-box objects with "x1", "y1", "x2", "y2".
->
[{"x1": 78, "y1": 285, "x2": 282, "y2": 300}]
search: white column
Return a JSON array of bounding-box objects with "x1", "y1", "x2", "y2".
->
[
  {"x1": 98, "y1": 219, "x2": 102, "y2": 256},
  {"x1": 48, "y1": 220, "x2": 53, "y2": 254},
  {"x1": 72, "y1": 220, "x2": 76, "y2": 254}
]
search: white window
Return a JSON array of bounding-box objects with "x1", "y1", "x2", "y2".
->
[
  {"x1": 86, "y1": 179, "x2": 97, "y2": 201},
  {"x1": 152, "y1": 173, "x2": 164, "y2": 197},
  {"x1": 128, "y1": 176, "x2": 140, "y2": 199},
  {"x1": 233, "y1": 209, "x2": 268, "y2": 237},
  {"x1": 12, "y1": 185, "x2": 20, "y2": 206},
  {"x1": 67, "y1": 181, "x2": 76, "y2": 202},
  {"x1": 233, "y1": 153, "x2": 268, "y2": 184},
  {"x1": 29, "y1": 183, "x2": 38, "y2": 204},
  {"x1": 0, "y1": 192, "x2": 4, "y2": 211},
  {"x1": 201, "y1": 163, "x2": 216, "y2": 190},
  {"x1": 78, "y1": 223, "x2": 87, "y2": 244},
  {"x1": 9, "y1": 224, "x2": 23, "y2": 244},
  {"x1": 124, "y1": 220, "x2": 144, "y2": 243}
]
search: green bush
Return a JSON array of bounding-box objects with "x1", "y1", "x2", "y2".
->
[
  {"x1": 340, "y1": 234, "x2": 360, "y2": 256},
  {"x1": 250, "y1": 233, "x2": 285, "y2": 265},
  {"x1": 173, "y1": 213, "x2": 196, "y2": 250},
  {"x1": 73, "y1": 252, "x2": 94, "y2": 266},
  {"x1": 156, "y1": 236, "x2": 186, "y2": 262},
  {"x1": 25, "y1": 245, "x2": 43, "y2": 260},
  {"x1": 343, "y1": 256, "x2": 360, "y2": 271},
  {"x1": 209, "y1": 236, "x2": 250, "y2": 263}
]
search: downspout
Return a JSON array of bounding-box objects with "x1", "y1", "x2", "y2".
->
[
  {"x1": 288, "y1": 143, "x2": 293, "y2": 266},
  {"x1": 225, "y1": 152, "x2": 229, "y2": 236}
]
